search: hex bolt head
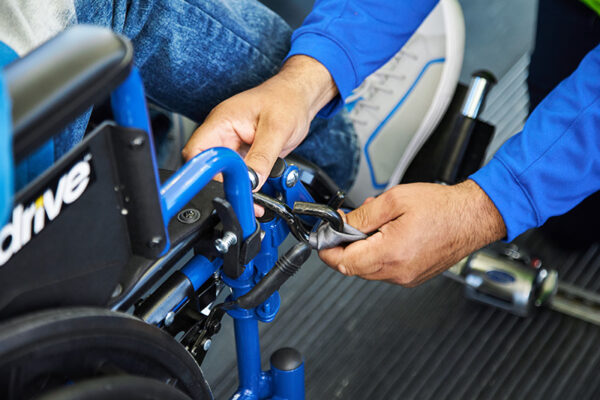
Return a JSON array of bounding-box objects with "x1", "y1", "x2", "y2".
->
[
  {"x1": 285, "y1": 169, "x2": 299, "y2": 188},
  {"x1": 215, "y1": 231, "x2": 238, "y2": 254},
  {"x1": 164, "y1": 311, "x2": 175, "y2": 327}
]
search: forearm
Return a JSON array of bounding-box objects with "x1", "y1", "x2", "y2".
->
[
  {"x1": 272, "y1": 55, "x2": 338, "y2": 119},
  {"x1": 471, "y1": 43, "x2": 600, "y2": 240},
  {"x1": 455, "y1": 180, "x2": 506, "y2": 251},
  {"x1": 286, "y1": 0, "x2": 438, "y2": 116}
]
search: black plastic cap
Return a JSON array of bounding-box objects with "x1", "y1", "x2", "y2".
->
[{"x1": 271, "y1": 347, "x2": 303, "y2": 371}]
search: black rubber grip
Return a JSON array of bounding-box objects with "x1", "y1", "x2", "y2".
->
[
  {"x1": 237, "y1": 242, "x2": 312, "y2": 310},
  {"x1": 456, "y1": 120, "x2": 495, "y2": 180},
  {"x1": 7, "y1": 25, "x2": 133, "y2": 162}
]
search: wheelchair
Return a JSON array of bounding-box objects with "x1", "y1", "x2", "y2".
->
[{"x1": 0, "y1": 26, "x2": 349, "y2": 400}]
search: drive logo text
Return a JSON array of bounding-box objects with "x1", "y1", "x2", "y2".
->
[{"x1": 0, "y1": 157, "x2": 92, "y2": 266}]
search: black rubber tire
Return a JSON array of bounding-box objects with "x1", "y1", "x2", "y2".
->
[
  {"x1": 0, "y1": 307, "x2": 212, "y2": 400},
  {"x1": 34, "y1": 376, "x2": 193, "y2": 400}
]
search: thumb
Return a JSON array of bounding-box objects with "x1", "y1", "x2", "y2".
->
[
  {"x1": 346, "y1": 189, "x2": 404, "y2": 233},
  {"x1": 244, "y1": 115, "x2": 288, "y2": 188}
]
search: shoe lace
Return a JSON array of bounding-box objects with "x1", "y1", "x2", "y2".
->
[{"x1": 348, "y1": 49, "x2": 417, "y2": 126}]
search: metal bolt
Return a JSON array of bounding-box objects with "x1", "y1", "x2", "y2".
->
[
  {"x1": 285, "y1": 169, "x2": 299, "y2": 188},
  {"x1": 262, "y1": 302, "x2": 271, "y2": 314},
  {"x1": 111, "y1": 284, "x2": 123, "y2": 298},
  {"x1": 148, "y1": 236, "x2": 164, "y2": 248},
  {"x1": 177, "y1": 208, "x2": 201, "y2": 224},
  {"x1": 164, "y1": 311, "x2": 175, "y2": 327},
  {"x1": 503, "y1": 244, "x2": 521, "y2": 260},
  {"x1": 202, "y1": 339, "x2": 212, "y2": 351},
  {"x1": 129, "y1": 136, "x2": 145, "y2": 149},
  {"x1": 215, "y1": 231, "x2": 237, "y2": 254}
]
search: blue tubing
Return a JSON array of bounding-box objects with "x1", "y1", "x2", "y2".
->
[
  {"x1": 232, "y1": 316, "x2": 263, "y2": 399},
  {"x1": 160, "y1": 147, "x2": 256, "y2": 238},
  {"x1": 271, "y1": 362, "x2": 305, "y2": 400},
  {"x1": 0, "y1": 72, "x2": 13, "y2": 226},
  {"x1": 111, "y1": 68, "x2": 170, "y2": 253}
]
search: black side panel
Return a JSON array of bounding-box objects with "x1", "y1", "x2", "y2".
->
[
  {"x1": 0, "y1": 124, "x2": 131, "y2": 318},
  {"x1": 111, "y1": 175, "x2": 223, "y2": 311},
  {"x1": 6, "y1": 25, "x2": 133, "y2": 162},
  {"x1": 112, "y1": 128, "x2": 168, "y2": 258}
]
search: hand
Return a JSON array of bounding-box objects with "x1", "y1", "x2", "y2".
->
[
  {"x1": 182, "y1": 55, "x2": 338, "y2": 189},
  {"x1": 319, "y1": 180, "x2": 506, "y2": 287}
]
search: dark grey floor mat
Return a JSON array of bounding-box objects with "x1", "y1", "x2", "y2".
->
[{"x1": 204, "y1": 233, "x2": 600, "y2": 400}]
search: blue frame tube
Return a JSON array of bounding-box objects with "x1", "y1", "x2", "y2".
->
[
  {"x1": 181, "y1": 255, "x2": 221, "y2": 291},
  {"x1": 160, "y1": 147, "x2": 256, "y2": 238},
  {"x1": 110, "y1": 68, "x2": 170, "y2": 253},
  {"x1": 271, "y1": 363, "x2": 305, "y2": 400},
  {"x1": 111, "y1": 68, "x2": 153, "y2": 135},
  {"x1": 233, "y1": 317, "x2": 263, "y2": 399}
]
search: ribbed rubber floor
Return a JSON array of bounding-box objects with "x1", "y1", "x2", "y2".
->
[{"x1": 206, "y1": 235, "x2": 600, "y2": 400}]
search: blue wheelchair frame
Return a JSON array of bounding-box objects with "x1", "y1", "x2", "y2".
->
[{"x1": 108, "y1": 67, "x2": 311, "y2": 400}]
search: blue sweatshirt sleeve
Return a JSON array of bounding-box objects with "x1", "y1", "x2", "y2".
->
[
  {"x1": 470, "y1": 43, "x2": 600, "y2": 241},
  {"x1": 286, "y1": 0, "x2": 438, "y2": 117}
]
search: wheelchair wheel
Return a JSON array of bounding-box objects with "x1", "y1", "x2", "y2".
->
[
  {"x1": 35, "y1": 376, "x2": 192, "y2": 400},
  {"x1": 0, "y1": 307, "x2": 212, "y2": 400}
]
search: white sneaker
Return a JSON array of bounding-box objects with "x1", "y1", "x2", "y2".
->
[{"x1": 346, "y1": 0, "x2": 465, "y2": 204}]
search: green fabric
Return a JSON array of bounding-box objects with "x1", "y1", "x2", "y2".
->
[{"x1": 582, "y1": 0, "x2": 600, "y2": 15}]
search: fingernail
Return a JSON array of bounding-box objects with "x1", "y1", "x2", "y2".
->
[{"x1": 338, "y1": 264, "x2": 347, "y2": 275}]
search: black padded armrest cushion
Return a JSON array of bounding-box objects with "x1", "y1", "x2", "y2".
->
[{"x1": 5, "y1": 25, "x2": 133, "y2": 162}]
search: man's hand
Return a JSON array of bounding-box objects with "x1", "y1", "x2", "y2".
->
[
  {"x1": 319, "y1": 180, "x2": 506, "y2": 287},
  {"x1": 182, "y1": 55, "x2": 338, "y2": 188}
]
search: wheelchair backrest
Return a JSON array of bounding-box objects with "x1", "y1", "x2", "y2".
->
[
  {"x1": 0, "y1": 42, "x2": 17, "y2": 227},
  {"x1": 0, "y1": 26, "x2": 169, "y2": 319}
]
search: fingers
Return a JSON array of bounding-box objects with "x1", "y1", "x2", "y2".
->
[
  {"x1": 244, "y1": 115, "x2": 289, "y2": 187},
  {"x1": 345, "y1": 188, "x2": 405, "y2": 233},
  {"x1": 182, "y1": 112, "x2": 246, "y2": 162},
  {"x1": 181, "y1": 121, "x2": 231, "y2": 161},
  {"x1": 319, "y1": 231, "x2": 393, "y2": 277},
  {"x1": 253, "y1": 203, "x2": 265, "y2": 218}
]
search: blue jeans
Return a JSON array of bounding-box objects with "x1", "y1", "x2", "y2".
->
[{"x1": 36, "y1": 0, "x2": 358, "y2": 190}]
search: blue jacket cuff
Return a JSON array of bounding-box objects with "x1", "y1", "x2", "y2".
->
[
  {"x1": 285, "y1": 31, "x2": 357, "y2": 118},
  {"x1": 470, "y1": 157, "x2": 540, "y2": 242}
]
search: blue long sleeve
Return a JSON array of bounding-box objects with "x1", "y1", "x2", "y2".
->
[
  {"x1": 471, "y1": 43, "x2": 600, "y2": 241},
  {"x1": 286, "y1": 0, "x2": 438, "y2": 117}
]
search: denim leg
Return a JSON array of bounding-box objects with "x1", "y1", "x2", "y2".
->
[
  {"x1": 294, "y1": 114, "x2": 359, "y2": 191},
  {"x1": 71, "y1": 0, "x2": 358, "y2": 188},
  {"x1": 75, "y1": 0, "x2": 291, "y2": 121},
  {"x1": 54, "y1": 109, "x2": 92, "y2": 159}
]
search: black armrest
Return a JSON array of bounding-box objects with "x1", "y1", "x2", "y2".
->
[{"x1": 5, "y1": 25, "x2": 133, "y2": 162}]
